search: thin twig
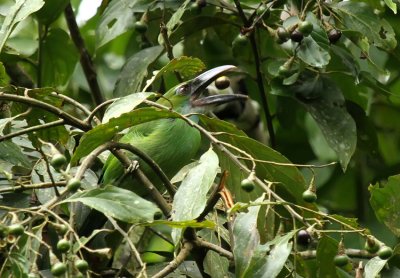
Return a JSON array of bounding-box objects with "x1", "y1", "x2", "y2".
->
[
  {"x1": 0, "y1": 92, "x2": 91, "y2": 131},
  {"x1": 193, "y1": 237, "x2": 234, "y2": 260},
  {"x1": 152, "y1": 241, "x2": 194, "y2": 278},
  {"x1": 0, "y1": 181, "x2": 66, "y2": 194},
  {"x1": 0, "y1": 119, "x2": 65, "y2": 143},
  {"x1": 64, "y1": 4, "x2": 105, "y2": 115},
  {"x1": 298, "y1": 248, "x2": 375, "y2": 260},
  {"x1": 85, "y1": 99, "x2": 115, "y2": 124}
]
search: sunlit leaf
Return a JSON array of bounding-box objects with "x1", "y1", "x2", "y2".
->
[
  {"x1": 365, "y1": 257, "x2": 387, "y2": 278},
  {"x1": 383, "y1": 0, "x2": 397, "y2": 13},
  {"x1": 61, "y1": 185, "x2": 161, "y2": 223}
]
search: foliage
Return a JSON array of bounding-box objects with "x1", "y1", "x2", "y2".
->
[{"x1": 0, "y1": 0, "x2": 399, "y2": 277}]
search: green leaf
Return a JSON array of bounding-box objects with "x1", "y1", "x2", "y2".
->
[
  {"x1": 144, "y1": 56, "x2": 206, "y2": 90},
  {"x1": 0, "y1": 141, "x2": 31, "y2": 168},
  {"x1": 143, "y1": 219, "x2": 215, "y2": 229},
  {"x1": 332, "y1": 2, "x2": 397, "y2": 51},
  {"x1": 297, "y1": 37, "x2": 331, "y2": 68},
  {"x1": 158, "y1": 0, "x2": 191, "y2": 45},
  {"x1": 245, "y1": 231, "x2": 296, "y2": 278},
  {"x1": 364, "y1": 257, "x2": 387, "y2": 278},
  {"x1": 41, "y1": 28, "x2": 79, "y2": 87},
  {"x1": 102, "y1": 92, "x2": 156, "y2": 123},
  {"x1": 369, "y1": 175, "x2": 400, "y2": 236},
  {"x1": 0, "y1": 62, "x2": 10, "y2": 86},
  {"x1": 34, "y1": 0, "x2": 69, "y2": 25},
  {"x1": 233, "y1": 195, "x2": 264, "y2": 277},
  {"x1": 171, "y1": 148, "x2": 219, "y2": 243},
  {"x1": 384, "y1": 0, "x2": 397, "y2": 13},
  {"x1": 61, "y1": 185, "x2": 161, "y2": 223},
  {"x1": 292, "y1": 74, "x2": 356, "y2": 171},
  {"x1": 0, "y1": 0, "x2": 44, "y2": 52},
  {"x1": 8, "y1": 252, "x2": 29, "y2": 278},
  {"x1": 204, "y1": 250, "x2": 230, "y2": 278},
  {"x1": 316, "y1": 236, "x2": 338, "y2": 277},
  {"x1": 114, "y1": 46, "x2": 164, "y2": 97},
  {"x1": 200, "y1": 116, "x2": 307, "y2": 204},
  {"x1": 71, "y1": 108, "x2": 180, "y2": 164}
]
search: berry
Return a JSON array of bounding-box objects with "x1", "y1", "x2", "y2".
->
[
  {"x1": 302, "y1": 189, "x2": 317, "y2": 203},
  {"x1": 257, "y1": 6, "x2": 270, "y2": 20},
  {"x1": 328, "y1": 29, "x2": 342, "y2": 44},
  {"x1": 55, "y1": 224, "x2": 68, "y2": 236},
  {"x1": 297, "y1": 230, "x2": 312, "y2": 246},
  {"x1": 196, "y1": 0, "x2": 207, "y2": 8},
  {"x1": 378, "y1": 246, "x2": 393, "y2": 260},
  {"x1": 241, "y1": 178, "x2": 255, "y2": 192},
  {"x1": 276, "y1": 27, "x2": 290, "y2": 43},
  {"x1": 50, "y1": 153, "x2": 67, "y2": 170},
  {"x1": 364, "y1": 237, "x2": 379, "y2": 254},
  {"x1": 57, "y1": 238, "x2": 71, "y2": 253},
  {"x1": 134, "y1": 21, "x2": 148, "y2": 33},
  {"x1": 51, "y1": 262, "x2": 67, "y2": 276},
  {"x1": 75, "y1": 259, "x2": 89, "y2": 272},
  {"x1": 290, "y1": 29, "x2": 304, "y2": 43},
  {"x1": 215, "y1": 76, "x2": 230, "y2": 90},
  {"x1": 278, "y1": 64, "x2": 292, "y2": 77},
  {"x1": 298, "y1": 21, "x2": 313, "y2": 36},
  {"x1": 67, "y1": 178, "x2": 81, "y2": 192},
  {"x1": 154, "y1": 211, "x2": 163, "y2": 220},
  {"x1": 8, "y1": 224, "x2": 24, "y2": 236},
  {"x1": 232, "y1": 34, "x2": 248, "y2": 47},
  {"x1": 334, "y1": 254, "x2": 349, "y2": 267}
]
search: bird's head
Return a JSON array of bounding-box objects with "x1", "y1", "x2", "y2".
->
[{"x1": 161, "y1": 65, "x2": 247, "y2": 114}]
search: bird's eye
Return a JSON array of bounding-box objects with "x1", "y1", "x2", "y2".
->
[{"x1": 175, "y1": 85, "x2": 188, "y2": 95}]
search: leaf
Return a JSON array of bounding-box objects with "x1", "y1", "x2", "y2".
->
[
  {"x1": 316, "y1": 236, "x2": 338, "y2": 277},
  {"x1": 331, "y1": 2, "x2": 397, "y2": 51},
  {"x1": 383, "y1": 0, "x2": 397, "y2": 14},
  {"x1": 204, "y1": 250, "x2": 230, "y2": 278},
  {"x1": 0, "y1": 141, "x2": 31, "y2": 168},
  {"x1": 171, "y1": 148, "x2": 219, "y2": 244},
  {"x1": 102, "y1": 92, "x2": 156, "y2": 123},
  {"x1": 364, "y1": 257, "x2": 387, "y2": 278},
  {"x1": 297, "y1": 37, "x2": 330, "y2": 68},
  {"x1": 291, "y1": 74, "x2": 356, "y2": 171},
  {"x1": 142, "y1": 219, "x2": 215, "y2": 229},
  {"x1": 233, "y1": 195, "x2": 264, "y2": 276},
  {"x1": 114, "y1": 46, "x2": 164, "y2": 97},
  {"x1": 0, "y1": 0, "x2": 44, "y2": 52},
  {"x1": 246, "y1": 231, "x2": 296, "y2": 278},
  {"x1": 158, "y1": 0, "x2": 191, "y2": 45},
  {"x1": 369, "y1": 175, "x2": 400, "y2": 236},
  {"x1": 34, "y1": 0, "x2": 69, "y2": 25},
  {"x1": 200, "y1": 116, "x2": 308, "y2": 204},
  {"x1": 40, "y1": 28, "x2": 79, "y2": 87},
  {"x1": 143, "y1": 56, "x2": 206, "y2": 90},
  {"x1": 60, "y1": 185, "x2": 161, "y2": 223},
  {"x1": 71, "y1": 108, "x2": 180, "y2": 164}
]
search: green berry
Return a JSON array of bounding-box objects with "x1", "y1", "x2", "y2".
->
[
  {"x1": 232, "y1": 34, "x2": 248, "y2": 47},
  {"x1": 154, "y1": 211, "x2": 163, "y2": 220},
  {"x1": 364, "y1": 238, "x2": 379, "y2": 254},
  {"x1": 278, "y1": 64, "x2": 292, "y2": 77},
  {"x1": 378, "y1": 246, "x2": 393, "y2": 260},
  {"x1": 56, "y1": 224, "x2": 68, "y2": 236},
  {"x1": 67, "y1": 178, "x2": 81, "y2": 192},
  {"x1": 215, "y1": 76, "x2": 230, "y2": 90},
  {"x1": 302, "y1": 189, "x2": 317, "y2": 203},
  {"x1": 51, "y1": 262, "x2": 67, "y2": 276},
  {"x1": 75, "y1": 259, "x2": 89, "y2": 272},
  {"x1": 241, "y1": 178, "x2": 255, "y2": 192},
  {"x1": 298, "y1": 21, "x2": 313, "y2": 36},
  {"x1": 57, "y1": 238, "x2": 71, "y2": 253},
  {"x1": 257, "y1": 6, "x2": 270, "y2": 20},
  {"x1": 134, "y1": 21, "x2": 148, "y2": 33},
  {"x1": 276, "y1": 27, "x2": 290, "y2": 43},
  {"x1": 50, "y1": 153, "x2": 67, "y2": 170},
  {"x1": 334, "y1": 254, "x2": 349, "y2": 267},
  {"x1": 8, "y1": 224, "x2": 24, "y2": 236}
]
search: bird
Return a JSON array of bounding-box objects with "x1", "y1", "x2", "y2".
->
[{"x1": 100, "y1": 65, "x2": 247, "y2": 195}]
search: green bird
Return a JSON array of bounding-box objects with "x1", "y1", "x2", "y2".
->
[{"x1": 101, "y1": 65, "x2": 247, "y2": 195}]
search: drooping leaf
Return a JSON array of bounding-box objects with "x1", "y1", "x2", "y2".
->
[
  {"x1": 276, "y1": 74, "x2": 357, "y2": 171},
  {"x1": 0, "y1": 0, "x2": 44, "y2": 52},
  {"x1": 102, "y1": 92, "x2": 156, "y2": 123},
  {"x1": 40, "y1": 28, "x2": 79, "y2": 87},
  {"x1": 114, "y1": 46, "x2": 164, "y2": 97},
  {"x1": 383, "y1": 0, "x2": 397, "y2": 13},
  {"x1": 369, "y1": 175, "x2": 400, "y2": 236},
  {"x1": 171, "y1": 148, "x2": 219, "y2": 243},
  {"x1": 331, "y1": 2, "x2": 397, "y2": 51},
  {"x1": 60, "y1": 185, "x2": 161, "y2": 223},
  {"x1": 143, "y1": 56, "x2": 206, "y2": 90},
  {"x1": 364, "y1": 257, "x2": 387, "y2": 278},
  {"x1": 200, "y1": 116, "x2": 307, "y2": 204},
  {"x1": 71, "y1": 108, "x2": 180, "y2": 164},
  {"x1": 233, "y1": 195, "x2": 264, "y2": 277},
  {"x1": 34, "y1": 0, "x2": 69, "y2": 25},
  {"x1": 316, "y1": 236, "x2": 338, "y2": 277}
]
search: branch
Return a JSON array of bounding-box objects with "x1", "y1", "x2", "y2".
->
[
  {"x1": 0, "y1": 182, "x2": 66, "y2": 194},
  {"x1": 193, "y1": 238, "x2": 234, "y2": 260},
  {"x1": 152, "y1": 241, "x2": 194, "y2": 278},
  {"x1": 0, "y1": 119, "x2": 65, "y2": 143},
  {"x1": 64, "y1": 4, "x2": 105, "y2": 115},
  {"x1": 0, "y1": 92, "x2": 91, "y2": 131},
  {"x1": 298, "y1": 248, "x2": 375, "y2": 260}
]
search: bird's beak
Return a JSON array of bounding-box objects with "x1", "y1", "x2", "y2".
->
[{"x1": 189, "y1": 65, "x2": 248, "y2": 107}]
